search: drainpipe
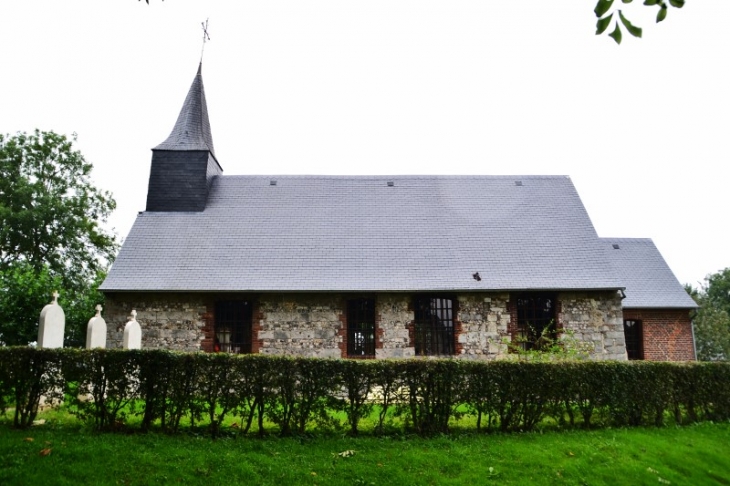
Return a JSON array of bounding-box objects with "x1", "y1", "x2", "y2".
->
[{"x1": 689, "y1": 309, "x2": 698, "y2": 362}]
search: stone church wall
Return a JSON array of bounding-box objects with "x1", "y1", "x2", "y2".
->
[
  {"x1": 558, "y1": 291, "x2": 626, "y2": 360},
  {"x1": 104, "y1": 293, "x2": 208, "y2": 352},
  {"x1": 103, "y1": 291, "x2": 627, "y2": 360}
]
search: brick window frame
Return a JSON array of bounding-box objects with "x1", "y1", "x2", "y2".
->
[
  {"x1": 201, "y1": 297, "x2": 260, "y2": 354},
  {"x1": 338, "y1": 297, "x2": 381, "y2": 359}
]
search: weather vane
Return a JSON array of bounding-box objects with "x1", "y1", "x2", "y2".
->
[{"x1": 200, "y1": 18, "x2": 211, "y2": 62}]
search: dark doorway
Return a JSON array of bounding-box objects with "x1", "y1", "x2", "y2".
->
[{"x1": 623, "y1": 319, "x2": 644, "y2": 360}]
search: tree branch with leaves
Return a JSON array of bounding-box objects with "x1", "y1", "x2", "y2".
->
[{"x1": 595, "y1": 0, "x2": 686, "y2": 44}]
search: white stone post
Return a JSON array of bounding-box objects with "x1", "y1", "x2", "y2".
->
[
  {"x1": 123, "y1": 309, "x2": 142, "y2": 350},
  {"x1": 38, "y1": 291, "x2": 65, "y2": 348},
  {"x1": 86, "y1": 304, "x2": 107, "y2": 349}
]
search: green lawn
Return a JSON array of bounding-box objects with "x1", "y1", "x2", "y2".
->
[{"x1": 1, "y1": 415, "x2": 728, "y2": 485}]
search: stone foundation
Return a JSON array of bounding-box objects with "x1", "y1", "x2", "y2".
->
[{"x1": 103, "y1": 291, "x2": 631, "y2": 360}]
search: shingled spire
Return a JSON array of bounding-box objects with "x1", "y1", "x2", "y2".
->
[
  {"x1": 154, "y1": 63, "x2": 216, "y2": 156},
  {"x1": 146, "y1": 63, "x2": 222, "y2": 212}
]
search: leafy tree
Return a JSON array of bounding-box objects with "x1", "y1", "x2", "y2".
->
[
  {"x1": 0, "y1": 130, "x2": 118, "y2": 346},
  {"x1": 688, "y1": 268, "x2": 730, "y2": 361},
  {"x1": 705, "y1": 268, "x2": 730, "y2": 316},
  {"x1": 0, "y1": 130, "x2": 117, "y2": 281}
]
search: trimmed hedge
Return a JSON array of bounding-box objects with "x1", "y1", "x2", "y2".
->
[{"x1": 0, "y1": 347, "x2": 728, "y2": 435}]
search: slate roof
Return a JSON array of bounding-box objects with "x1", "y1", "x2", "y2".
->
[
  {"x1": 154, "y1": 63, "x2": 216, "y2": 157},
  {"x1": 602, "y1": 238, "x2": 697, "y2": 309},
  {"x1": 101, "y1": 175, "x2": 625, "y2": 292}
]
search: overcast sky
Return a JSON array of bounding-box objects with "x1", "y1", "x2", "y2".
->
[{"x1": 2, "y1": 1, "x2": 728, "y2": 288}]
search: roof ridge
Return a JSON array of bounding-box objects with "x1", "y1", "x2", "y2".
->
[{"x1": 216, "y1": 174, "x2": 571, "y2": 180}]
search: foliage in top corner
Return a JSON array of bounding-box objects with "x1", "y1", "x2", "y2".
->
[{"x1": 595, "y1": 0, "x2": 686, "y2": 44}]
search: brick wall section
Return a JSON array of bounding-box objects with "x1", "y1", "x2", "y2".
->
[
  {"x1": 251, "y1": 305, "x2": 264, "y2": 354},
  {"x1": 623, "y1": 308, "x2": 695, "y2": 361},
  {"x1": 200, "y1": 303, "x2": 214, "y2": 352},
  {"x1": 559, "y1": 291, "x2": 626, "y2": 360}
]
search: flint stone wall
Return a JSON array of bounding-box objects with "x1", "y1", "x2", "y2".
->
[
  {"x1": 103, "y1": 291, "x2": 626, "y2": 360},
  {"x1": 257, "y1": 293, "x2": 342, "y2": 358},
  {"x1": 558, "y1": 291, "x2": 627, "y2": 360},
  {"x1": 104, "y1": 293, "x2": 207, "y2": 352},
  {"x1": 457, "y1": 293, "x2": 511, "y2": 359},
  {"x1": 376, "y1": 294, "x2": 413, "y2": 358}
]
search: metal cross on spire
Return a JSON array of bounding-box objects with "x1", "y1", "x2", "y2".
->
[{"x1": 200, "y1": 18, "x2": 211, "y2": 63}]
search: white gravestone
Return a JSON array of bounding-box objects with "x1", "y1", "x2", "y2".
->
[
  {"x1": 86, "y1": 304, "x2": 107, "y2": 349},
  {"x1": 38, "y1": 291, "x2": 65, "y2": 348},
  {"x1": 123, "y1": 309, "x2": 142, "y2": 350}
]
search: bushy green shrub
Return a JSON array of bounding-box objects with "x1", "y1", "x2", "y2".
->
[
  {"x1": 0, "y1": 347, "x2": 65, "y2": 428},
  {"x1": 1, "y1": 348, "x2": 729, "y2": 436}
]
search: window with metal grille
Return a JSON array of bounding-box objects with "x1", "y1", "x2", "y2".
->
[
  {"x1": 347, "y1": 298, "x2": 376, "y2": 358},
  {"x1": 623, "y1": 319, "x2": 644, "y2": 360},
  {"x1": 516, "y1": 293, "x2": 556, "y2": 351},
  {"x1": 214, "y1": 301, "x2": 253, "y2": 354},
  {"x1": 413, "y1": 296, "x2": 455, "y2": 356}
]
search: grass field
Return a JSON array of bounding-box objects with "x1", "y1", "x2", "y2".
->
[{"x1": 1, "y1": 412, "x2": 728, "y2": 485}]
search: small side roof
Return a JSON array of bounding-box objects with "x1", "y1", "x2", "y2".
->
[{"x1": 602, "y1": 238, "x2": 697, "y2": 309}]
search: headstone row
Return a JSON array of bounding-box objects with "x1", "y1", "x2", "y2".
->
[{"x1": 37, "y1": 292, "x2": 141, "y2": 350}]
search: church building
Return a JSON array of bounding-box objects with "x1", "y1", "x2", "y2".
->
[{"x1": 99, "y1": 64, "x2": 697, "y2": 361}]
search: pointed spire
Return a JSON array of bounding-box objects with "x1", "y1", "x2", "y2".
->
[{"x1": 154, "y1": 62, "x2": 215, "y2": 156}]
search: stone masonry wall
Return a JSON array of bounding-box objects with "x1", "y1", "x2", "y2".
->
[
  {"x1": 256, "y1": 294, "x2": 343, "y2": 358},
  {"x1": 623, "y1": 308, "x2": 695, "y2": 361},
  {"x1": 103, "y1": 291, "x2": 627, "y2": 360},
  {"x1": 456, "y1": 293, "x2": 511, "y2": 359},
  {"x1": 558, "y1": 291, "x2": 627, "y2": 360},
  {"x1": 104, "y1": 293, "x2": 208, "y2": 352},
  {"x1": 376, "y1": 294, "x2": 414, "y2": 358}
]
